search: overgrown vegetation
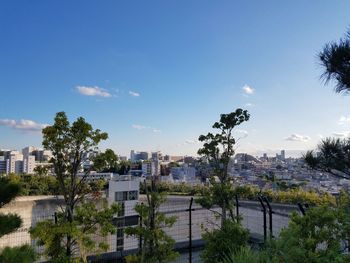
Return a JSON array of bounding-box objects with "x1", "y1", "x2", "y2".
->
[
  {"x1": 223, "y1": 192, "x2": 350, "y2": 263},
  {"x1": 142, "y1": 182, "x2": 336, "y2": 206},
  {"x1": 0, "y1": 177, "x2": 36, "y2": 262},
  {"x1": 125, "y1": 178, "x2": 179, "y2": 263}
]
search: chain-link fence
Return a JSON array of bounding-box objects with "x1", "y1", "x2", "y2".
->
[{"x1": 0, "y1": 195, "x2": 301, "y2": 262}]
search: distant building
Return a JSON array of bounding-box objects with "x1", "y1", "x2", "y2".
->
[
  {"x1": 130, "y1": 150, "x2": 149, "y2": 162},
  {"x1": 77, "y1": 171, "x2": 114, "y2": 181},
  {"x1": 0, "y1": 156, "x2": 6, "y2": 174},
  {"x1": 6, "y1": 152, "x2": 23, "y2": 174},
  {"x1": 119, "y1": 156, "x2": 127, "y2": 161},
  {"x1": 170, "y1": 166, "x2": 196, "y2": 182},
  {"x1": 281, "y1": 150, "x2": 285, "y2": 160},
  {"x1": 151, "y1": 151, "x2": 162, "y2": 161},
  {"x1": 23, "y1": 155, "x2": 36, "y2": 174},
  {"x1": 142, "y1": 160, "x2": 160, "y2": 177}
]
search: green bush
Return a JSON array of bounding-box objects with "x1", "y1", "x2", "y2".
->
[
  {"x1": 201, "y1": 220, "x2": 249, "y2": 263},
  {"x1": 0, "y1": 245, "x2": 36, "y2": 263}
]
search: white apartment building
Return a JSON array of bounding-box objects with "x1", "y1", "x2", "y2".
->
[
  {"x1": 0, "y1": 156, "x2": 6, "y2": 174},
  {"x1": 142, "y1": 161, "x2": 160, "y2": 177},
  {"x1": 23, "y1": 155, "x2": 36, "y2": 174},
  {"x1": 108, "y1": 175, "x2": 140, "y2": 252},
  {"x1": 6, "y1": 152, "x2": 24, "y2": 174}
]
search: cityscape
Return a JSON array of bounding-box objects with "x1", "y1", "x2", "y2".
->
[
  {"x1": 1, "y1": 147, "x2": 348, "y2": 196},
  {"x1": 1, "y1": 1, "x2": 350, "y2": 263}
]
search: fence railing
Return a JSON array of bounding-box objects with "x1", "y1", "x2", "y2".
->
[{"x1": 0, "y1": 195, "x2": 303, "y2": 262}]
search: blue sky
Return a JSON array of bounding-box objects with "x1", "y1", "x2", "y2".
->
[{"x1": 1, "y1": 1, "x2": 350, "y2": 157}]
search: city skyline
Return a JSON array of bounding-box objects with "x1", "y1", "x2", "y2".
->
[{"x1": 1, "y1": 1, "x2": 350, "y2": 157}]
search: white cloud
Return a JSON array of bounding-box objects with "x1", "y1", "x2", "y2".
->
[
  {"x1": 132, "y1": 124, "x2": 161, "y2": 133},
  {"x1": 129, "y1": 91, "x2": 140, "y2": 97},
  {"x1": 242, "y1": 85, "x2": 254, "y2": 95},
  {"x1": 338, "y1": 116, "x2": 350, "y2": 125},
  {"x1": 285, "y1": 134, "x2": 310, "y2": 142},
  {"x1": 235, "y1": 129, "x2": 248, "y2": 138},
  {"x1": 245, "y1": 103, "x2": 254, "y2": 107},
  {"x1": 132, "y1": 124, "x2": 147, "y2": 130},
  {"x1": 76, "y1": 86, "x2": 111, "y2": 97},
  {"x1": 332, "y1": 131, "x2": 350, "y2": 138},
  {"x1": 0, "y1": 119, "x2": 48, "y2": 132}
]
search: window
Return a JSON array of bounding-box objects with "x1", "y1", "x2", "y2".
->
[
  {"x1": 123, "y1": 191, "x2": 128, "y2": 201},
  {"x1": 118, "y1": 202, "x2": 125, "y2": 217},
  {"x1": 115, "y1": 192, "x2": 124, "y2": 202},
  {"x1": 129, "y1": 191, "x2": 138, "y2": 200}
]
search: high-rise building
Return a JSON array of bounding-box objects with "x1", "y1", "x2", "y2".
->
[
  {"x1": 23, "y1": 155, "x2": 36, "y2": 174},
  {"x1": 281, "y1": 150, "x2": 285, "y2": 160},
  {"x1": 130, "y1": 150, "x2": 149, "y2": 162},
  {"x1": 0, "y1": 156, "x2": 6, "y2": 174},
  {"x1": 6, "y1": 152, "x2": 23, "y2": 174},
  {"x1": 151, "y1": 151, "x2": 162, "y2": 161}
]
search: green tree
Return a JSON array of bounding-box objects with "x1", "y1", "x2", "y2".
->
[
  {"x1": 0, "y1": 177, "x2": 37, "y2": 262},
  {"x1": 304, "y1": 137, "x2": 350, "y2": 178},
  {"x1": 197, "y1": 108, "x2": 250, "y2": 226},
  {"x1": 319, "y1": 29, "x2": 350, "y2": 93},
  {"x1": 266, "y1": 205, "x2": 347, "y2": 263},
  {"x1": 0, "y1": 177, "x2": 22, "y2": 237},
  {"x1": 93, "y1": 148, "x2": 119, "y2": 172},
  {"x1": 30, "y1": 198, "x2": 119, "y2": 262},
  {"x1": 125, "y1": 178, "x2": 178, "y2": 263},
  {"x1": 34, "y1": 165, "x2": 51, "y2": 176},
  {"x1": 29, "y1": 112, "x2": 118, "y2": 262}
]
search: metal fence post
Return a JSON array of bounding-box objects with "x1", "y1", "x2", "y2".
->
[
  {"x1": 297, "y1": 202, "x2": 306, "y2": 216},
  {"x1": 258, "y1": 196, "x2": 267, "y2": 242},
  {"x1": 54, "y1": 212, "x2": 57, "y2": 224},
  {"x1": 235, "y1": 195, "x2": 239, "y2": 218},
  {"x1": 263, "y1": 196, "x2": 273, "y2": 239},
  {"x1": 139, "y1": 202, "x2": 143, "y2": 252},
  {"x1": 187, "y1": 197, "x2": 194, "y2": 263}
]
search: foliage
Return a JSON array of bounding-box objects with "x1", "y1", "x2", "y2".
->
[
  {"x1": 8, "y1": 173, "x2": 60, "y2": 196},
  {"x1": 305, "y1": 137, "x2": 350, "y2": 178},
  {"x1": 93, "y1": 148, "x2": 119, "y2": 172},
  {"x1": 222, "y1": 198, "x2": 350, "y2": 263},
  {"x1": 265, "y1": 205, "x2": 347, "y2": 263},
  {"x1": 30, "y1": 199, "x2": 119, "y2": 261},
  {"x1": 201, "y1": 219, "x2": 249, "y2": 263},
  {"x1": 0, "y1": 177, "x2": 36, "y2": 262},
  {"x1": 125, "y1": 178, "x2": 179, "y2": 263},
  {"x1": 319, "y1": 29, "x2": 350, "y2": 93},
  {"x1": 222, "y1": 246, "x2": 278, "y2": 263},
  {"x1": 197, "y1": 109, "x2": 250, "y2": 226},
  {"x1": 29, "y1": 111, "x2": 117, "y2": 262},
  {"x1": 0, "y1": 244, "x2": 37, "y2": 263},
  {"x1": 148, "y1": 182, "x2": 336, "y2": 206},
  {"x1": 0, "y1": 176, "x2": 22, "y2": 237}
]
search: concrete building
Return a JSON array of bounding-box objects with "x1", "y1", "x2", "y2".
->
[
  {"x1": 170, "y1": 166, "x2": 196, "y2": 183},
  {"x1": 0, "y1": 156, "x2": 6, "y2": 174},
  {"x1": 142, "y1": 160, "x2": 160, "y2": 177},
  {"x1": 151, "y1": 151, "x2": 162, "y2": 161},
  {"x1": 6, "y1": 152, "x2": 23, "y2": 174},
  {"x1": 23, "y1": 155, "x2": 36, "y2": 174},
  {"x1": 108, "y1": 175, "x2": 140, "y2": 252}
]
